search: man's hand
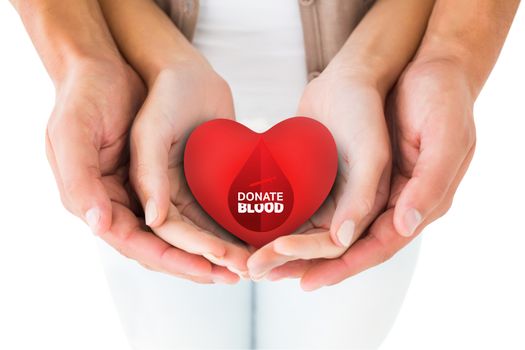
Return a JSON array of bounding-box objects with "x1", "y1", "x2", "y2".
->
[
  {"x1": 45, "y1": 57, "x2": 241, "y2": 284},
  {"x1": 264, "y1": 59, "x2": 476, "y2": 290},
  {"x1": 248, "y1": 0, "x2": 519, "y2": 289},
  {"x1": 45, "y1": 58, "x2": 145, "y2": 235}
]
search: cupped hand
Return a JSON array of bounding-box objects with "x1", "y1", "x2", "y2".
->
[
  {"x1": 247, "y1": 70, "x2": 392, "y2": 280},
  {"x1": 129, "y1": 60, "x2": 252, "y2": 278},
  {"x1": 45, "y1": 58, "x2": 145, "y2": 235},
  {"x1": 46, "y1": 58, "x2": 239, "y2": 284},
  {"x1": 265, "y1": 58, "x2": 477, "y2": 290}
]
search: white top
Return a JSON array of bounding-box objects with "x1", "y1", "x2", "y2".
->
[{"x1": 192, "y1": 0, "x2": 307, "y2": 132}]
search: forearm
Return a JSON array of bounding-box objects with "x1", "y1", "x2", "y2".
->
[
  {"x1": 325, "y1": 0, "x2": 435, "y2": 97},
  {"x1": 98, "y1": 0, "x2": 207, "y2": 87},
  {"x1": 11, "y1": 0, "x2": 122, "y2": 84},
  {"x1": 414, "y1": 0, "x2": 520, "y2": 98}
]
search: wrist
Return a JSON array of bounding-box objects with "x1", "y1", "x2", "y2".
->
[
  {"x1": 412, "y1": 0, "x2": 520, "y2": 100},
  {"x1": 414, "y1": 36, "x2": 482, "y2": 99},
  {"x1": 403, "y1": 55, "x2": 476, "y2": 106},
  {"x1": 145, "y1": 53, "x2": 213, "y2": 88},
  {"x1": 15, "y1": 0, "x2": 122, "y2": 85},
  {"x1": 322, "y1": 55, "x2": 391, "y2": 100}
]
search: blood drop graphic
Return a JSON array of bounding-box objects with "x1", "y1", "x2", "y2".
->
[{"x1": 228, "y1": 139, "x2": 294, "y2": 232}]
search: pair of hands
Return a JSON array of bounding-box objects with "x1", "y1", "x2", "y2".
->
[{"x1": 46, "y1": 55, "x2": 475, "y2": 290}]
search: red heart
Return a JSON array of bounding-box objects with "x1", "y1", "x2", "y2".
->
[{"x1": 183, "y1": 117, "x2": 338, "y2": 248}]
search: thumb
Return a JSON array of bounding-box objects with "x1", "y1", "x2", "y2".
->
[
  {"x1": 330, "y1": 153, "x2": 389, "y2": 248},
  {"x1": 393, "y1": 133, "x2": 472, "y2": 237},
  {"x1": 130, "y1": 113, "x2": 171, "y2": 228},
  {"x1": 46, "y1": 124, "x2": 112, "y2": 236}
]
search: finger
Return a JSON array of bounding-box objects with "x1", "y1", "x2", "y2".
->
[
  {"x1": 298, "y1": 146, "x2": 476, "y2": 291},
  {"x1": 136, "y1": 261, "x2": 213, "y2": 284},
  {"x1": 173, "y1": 199, "x2": 251, "y2": 276},
  {"x1": 152, "y1": 204, "x2": 229, "y2": 260},
  {"x1": 273, "y1": 230, "x2": 345, "y2": 259},
  {"x1": 300, "y1": 209, "x2": 412, "y2": 291},
  {"x1": 393, "y1": 131, "x2": 474, "y2": 237},
  {"x1": 247, "y1": 229, "x2": 330, "y2": 279},
  {"x1": 140, "y1": 256, "x2": 241, "y2": 284},
  {"x1": 130, "y1": 101, "x2": 172, "y2": 228},
  {"x1": 266, "y1": 259, "x2": 314, "y2": 281},
  {"x1": 147, "y1": 201, "x2": 252, "y2": 271},
  {"x1": 246, "y1": 241, "x2": 295, "y2": 280},
  {"x1": 411, "y1": 143, "x2": 476, "y2": 227},
  {"x1": 99, "y1": 201, "x2": 214, "y2": 279},
  {"x1": 330, "y1": 150, "x2": 390, "y2": 248},
  {"x1": 210, "y1": 264, "x2": 242, "y2": 284},
  {"x1": 202, "y1": 244, "x2": 251, "y2": 279},
  {"x1": 46, "y1": 122, "x2": 111, "y2": 236}
]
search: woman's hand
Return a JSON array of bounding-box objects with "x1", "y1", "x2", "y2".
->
[
  {"x1": 266, "y1": 59, "x2": 476, "y2": 290},
  {"x1": 129, "y1": 60, "x2": 252, "y2": 279},
  {"x1": 246, "y1": 0, "x2": 435, "y2": 282},
  {"x1": 246, "y1": 69, "x2": 392, "y2": 280}
]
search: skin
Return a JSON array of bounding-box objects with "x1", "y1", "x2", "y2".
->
[
  {"x1": 13, "y1": 0, "x2": 520, "y2": 288},
  {"x1": 260, "y1": 0, "x2": 521, "y2": 290},
  {"x1": 98, "y1": 0, "x2": 434, "y2": 282},
  {"x1": 98, "y1": 0, "x2": 253, "y2": 280},
  {"x1": 247, "y1": 0, "x2": 436, "y2": 280},
  {"x1": 12, "y1": 0, "x2": 242, "y2": 284}
]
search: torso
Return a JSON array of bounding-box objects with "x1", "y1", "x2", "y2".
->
[{"x1": 192, "y1": 0, "x2": 307, "y2": 131}]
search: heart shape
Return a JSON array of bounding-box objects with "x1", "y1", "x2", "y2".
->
[{"x1": 183, "y1": 117, "x2": 338, "y2": 248}]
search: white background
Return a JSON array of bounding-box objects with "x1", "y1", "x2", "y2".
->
[{"x1": 0, "y1": 2, "x2": 523, "y2": 349}]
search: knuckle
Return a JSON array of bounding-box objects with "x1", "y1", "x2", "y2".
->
[
  {"x1": 130, "y1": 163, "x2": 151, "y2": 193},
  {"x1": 115, "y1": 245, "x2": 132, "y2": 260},
  {"x1": 439, "y1": 195, "x2": 454, "y2": 216},
  {"x1": 378, "y1": 249, "x2": 394, "y2": 264},
  {"x1": 372, "y1": 235, "x2": 395, "y2": 264},
  {"x1": 62, "y1": 181, "x2": 82, "y2": 210},
  {"x1": 354, "y1": 197, "x2": 374, "y2": 218},
  {"x1": 57, "y1": 191, "x2": 74, "y2": 214}
]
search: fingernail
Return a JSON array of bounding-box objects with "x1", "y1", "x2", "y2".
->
[
  {"x1": 145, "y1": 199, "x2": 158, "y2": 226},
  {"x1": 402, "y1": 208, "x2": 422, "y2": 237},
  {"x1": 85, "y1": 207, "x2": 100, "y2": 235},
  {"x1": 203, "y1": 253, "x2": 224, "y2": 265},
  {"x1": 336, "y1": 220, "x2": 355, "y2": 247}
]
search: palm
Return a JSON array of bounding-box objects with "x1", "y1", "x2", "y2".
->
[
  {"x1": 296, "y1": 76, "x2": 391, "y2": 242},
  {"x1": 100, "y1": 163, "x2": 234, "y2": 283},
  {"x1": 155, "y1": 69, "x2": 250, "y2": 246},
  {"x1": 87, "y1": 65, "x2": 243, "y2": 283},
  {"x1": 246, "y1": 75, "x2": 392, "y2": 279},
  {"x1": 56, "y1": 62, "x2": 145, "y2": 174},
  {"x1": 387, "y1": 61, "x2": 476, "y2": 223},
  {"x1": 275, "y1": 62, "x2": 477, "y2": 290},
  {"x1": 129, "y1": 66, "x2": 253, "y2": 276}
]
